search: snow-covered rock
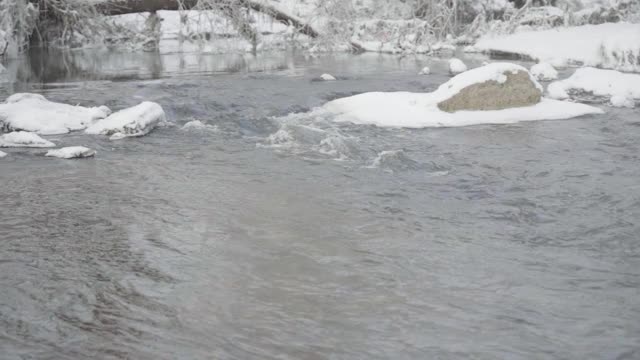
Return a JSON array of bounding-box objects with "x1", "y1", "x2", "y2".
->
[
  {"x1": 437, "y1": 63, "x2": 542, "y2": 112},
  {"x1": 45, "y1": 146, "x2": 96, "y2": 159},
  {"x1": 85, "y1": 101, "x2": 165, "y2": 139},
  {"x1": 547, "y1": 67, "x2": 640, "y2": 103},
  {"x1": 449, "y1": 58, "x2": 468, "y2": 75},
  {"x1": 473, "y1": 23, "x2": 640, "y2": 72},
  {"x1": 0, "y1": 150, "x2": 7, "y2": 158},
  {"x1": 610, "y1": 95, "x2": 635, "y2": 109},
  {"x1": 320, "y1": 73, "x2": 337, "y2": 81},
  {"x1": 0, "y1": 93, "x2": 111, "y2": 135},
  {"x1": 0, "y1": 131, "x2": 55, "y2": 148},
  {"x1": 419, "y1": 66, "x2": 431, "y2": 75},
  {"x1": 181, "y1": 120, "x2": 218, "y2": 131},
  {"x1": 318, "y1": 63, "x2": 602, "y2": 128},
  {"x1": 530, "y1": 63, "x2": 558, "y2": 81}
]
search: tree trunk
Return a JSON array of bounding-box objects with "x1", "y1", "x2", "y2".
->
[
  {"x1": 95, "y1": 0, "x2": 199, "y2": 15},
  {"x1": 94, "y1": 0, "x2": 364, "y2": 52}
]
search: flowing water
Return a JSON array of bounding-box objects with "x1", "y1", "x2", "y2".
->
[{"x1": 1, "y1": 50, "x2": 639, "y2": 359}]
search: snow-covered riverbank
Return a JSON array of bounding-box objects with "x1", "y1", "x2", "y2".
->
[{"x1": 469, "y1": 23, "x2": 640, "y2": 72}]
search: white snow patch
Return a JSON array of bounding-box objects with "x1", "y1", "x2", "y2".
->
[
  {"x1": 530, "y1": 63, "x2": 558, "y2": 81},
  {"x1": 45, "y1": 146, "x2": 96, "y2": 159},
  {"x1": 86, "y1": 102, "x2": 165, "y2": 138},
  {"x1": 419, "y1": 66, "x2": 431, "y2": 75},
  {"x1": 610, "y1": 95, "x2": 635, "y2": 109},
  {"x1": 474, "y1": 23, "x2": 640, "y2": 72},
  {"x1": 547, "y1": 67, "x2": 640, "y2": 102},
  {"x1": 181, "y1": 120, "x2": 218, "y2": 131},
  {"x1": 320, "y1": 73, "x2": 337, "y2": 81},
  {"x1": 0, "y1": 131, "x2": 56, "y2": 148},
  {"x1": 449, "y1": 58, "x2": 468, "y2": 75},
  {"x1": 0, "y1": 150, "x2": 6, "y2": 158},
  {"x1": 0, "y1": 93, "x2": 111, "y2": 135}
]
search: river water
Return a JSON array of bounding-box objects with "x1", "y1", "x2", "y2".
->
[{"x1": 1, "y1": 50, "x2": 639, "y2": 359}]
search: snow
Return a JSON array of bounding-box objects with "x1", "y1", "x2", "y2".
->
[
  {"x1": 449, "y1": 58, "x2": 468, "y2": 75},
  {"x1": 321, "y1": 94, "x2": 603, "y2": 128},
  {"x1": 318, "y1": 63, "x2": 601, "y2": 128},
  {"x1": 473, "y1": 23, "x2": 640, "y2": 72},
  {"x1": 0, "y1": 93, "x2": 111, "y2": 135},
  {"x1": 547, "y1": 67, "x2": 640, "y2": 101},
  {"x1": 0, "y1": 150, "x2": 6, "y2": 158},
  {"x1": 419, "y1": 66, "x2": 431, "y2": 75},
  {"x1": 320, "y1": 73, "x2": 337, "y2": 81},
  {"x1": 432, "y1": 62, "x2": 542, "y2": 103},
  {"x1": 45, "y1": 146, "x2": 96, "y2": 159},
  {"x1": 0, "y1": 131, "x2": 55, "y2": 148},
  {"x1": 181, "y1": 120, "x2": 218, "y2": 131},
  {"x1": 85, "y1": 101, "x2": 165, "y2": 138},
  {"x1": 530, "y1": 63, "x2": 558, "y2": 81},
  {"x1": 610, "y1": 95, "x2": 635, "y2": 108}
]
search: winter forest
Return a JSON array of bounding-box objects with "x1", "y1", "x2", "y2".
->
[{"x1": 1, "y1": 0, "x2": 640, "y2": 359}]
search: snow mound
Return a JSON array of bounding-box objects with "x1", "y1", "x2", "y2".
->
[
  {"x1": 547, "y1": 67, "x2": 640, "y2": 103},
  {"x1": 610, "y1": 95, "x2": 635, "y2": 109},
  {"x1": 0, "y1": 131, "x2": 56, "y2": 148},
  {"x1": 85, "y1": 102, "x2": 165, "y2": 139},
  {"x1": 181, "y1": 120, "x2": 218, "y2": 131},
  {"x1": 419, "y1": 66, "x2": 431, "y2": 75},
  {"x1": 319, "y1": 64, "x2": 600, "y2": 128},
  {"x1": 530, "y1": 63, "x2": 558, "y2": 81},
  {"x1": 0, "y1": 93, "x2": 112, "y2": 135},
  {"x1": 322, "y1": 92, "x2": 602, "y2": 128},
  {"x1": 45, "y1": 146, "x2": 96, "y2": 159},
  {"x1": 449, "y1": 58, "x2": 467, "y2": 75},
  {"x1": 320, "y1": 74, "x2": 337, "y2": 81},
  {"x1": 473, "y1": 23, "x2": 640, "y2": 72},
  {"x1": 0, "y1": 150, "x2": 6, "y2": 158}
]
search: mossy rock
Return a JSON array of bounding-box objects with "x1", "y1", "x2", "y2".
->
[{"x1": 437, "y1": 70, "x2": 542, "y2": 113}]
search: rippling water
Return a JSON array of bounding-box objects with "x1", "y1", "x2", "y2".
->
[{"x1": 1, "y1": 50, "x2": 639, "y2": 359}]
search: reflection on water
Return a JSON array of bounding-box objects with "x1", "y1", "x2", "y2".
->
[{"x1": 1, "y1": 49, "x2": 639, "y2": 360}]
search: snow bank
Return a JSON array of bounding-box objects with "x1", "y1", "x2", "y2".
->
[
  {"x1": 547, "y1": 67, "x2": 640, "y2": 102},
  {"x1": 530, "y1": 63, "x2": 558, "y2": 81},
  {"x1": 0, "y1": 150, "x2": 6, "y2": 158},
  {"x1": 85, "y1": 101, "x2": 165, "y2": 139},
  {"x1": 472, "y1": 23, "x2": 640, "y2": 72},
  {"x1": 319, "y1": 63, "x2": 601, "y2": 128},
  {"x1": 0, "y1": 131, "x2": 55, "y2": 148},
  {"x1": 0, "y1": 93, "x2": 111, "y2": 135},
  {"x1": 45, "y1": 146, "x2": 96, "y2": 159}
]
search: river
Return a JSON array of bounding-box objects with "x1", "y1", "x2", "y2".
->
[{"x1": 1, "y1": 49, "x2": 639, "y2": 359}]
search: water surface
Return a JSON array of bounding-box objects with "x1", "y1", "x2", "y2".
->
[{"x1": 1, "y1": 50, "x2": 639, "y2": 359}]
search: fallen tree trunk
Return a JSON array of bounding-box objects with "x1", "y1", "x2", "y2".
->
[
  {"x1": 94, "y1": 0, "x2": 364, "y2": 52},
  {"x1": 95, "y1": 0, "x2": 199, "y2": 15}
]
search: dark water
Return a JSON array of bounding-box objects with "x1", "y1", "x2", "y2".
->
[{"x1": 1, "y1": 50, "x2": 639, "y2": 360}]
